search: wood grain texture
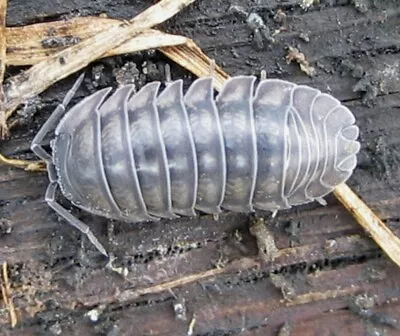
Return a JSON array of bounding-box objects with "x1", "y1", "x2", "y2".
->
[{"x1": 1, "y1": 0, "x2": 400, "y2": 335}]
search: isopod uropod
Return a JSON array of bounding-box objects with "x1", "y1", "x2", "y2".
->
[{"x1": 31, "y1": 74, "x2": 360, "y2": 255}]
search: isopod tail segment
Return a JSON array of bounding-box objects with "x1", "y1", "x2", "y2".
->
[{"x1": 31, "y1": 74, "x2": 108, "y2": 256}]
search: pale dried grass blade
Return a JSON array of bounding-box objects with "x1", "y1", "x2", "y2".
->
[
  {"x1": 2, "y1": 0, "x2": 197, "y2": 135},
  {"x1": 6, "y1": 17, "x2": 189, "y2": 66},
  {"x1": 160, "y1": 40, "x2": 229, "y2": 90},
  {"x1": 115, "y1": 258, "x2": 258, "y2": 304}
]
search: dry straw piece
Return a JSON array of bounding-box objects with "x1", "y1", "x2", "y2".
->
[
  {"x1": 3, "y1": 16, "x2": 229, "y2": 93},
  {"x1": 0, "y1": 0, "x2": 399, "y2": 271},
  {"x1": 5, "y1": 18, "x2": 190, "y2": 66}
]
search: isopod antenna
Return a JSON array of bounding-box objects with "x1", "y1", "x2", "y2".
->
[{"x1": 30, "y1": 74, "x2": 108, "y2": 256}]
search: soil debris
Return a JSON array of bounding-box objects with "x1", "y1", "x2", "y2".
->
[
  {"x1": 270, "y1": 273, "x2": 297, "y2": 301},
  {"x1": 277, "y1": 321, "x2": 292, "y2": 336},
  {"x1": 286, "y1": 46, "x2": 315, "y2": 77},
  {"x1": 229, "y1": 5, "x2": 275, "y2": 49},
  {"x1": 249, "y1": 217, "x2": 279, "y2": 262},
  {"x1": 352, "y1": 0, "x2": 370, "y2": 13},
  {"x1": 300, "y1": 0, "x2": 320, "y2": 10},
  {"x1": 41, "y1": 35, "x2": 81, "y2": 49},
  {"x1": 349, "y1": 293, "x2": 400, "y2": 329},
  {"x1": 173, "y1": 297, "x2": 187, "y2": 321}
]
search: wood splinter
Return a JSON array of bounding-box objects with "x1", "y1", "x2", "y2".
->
[{"x1": 334, "y1": 183, "x2": 400, "y2": 267}]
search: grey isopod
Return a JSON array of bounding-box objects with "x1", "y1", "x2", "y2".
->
[{"x1": 31, "y1": 74, "x2": 360, "y2": 256}]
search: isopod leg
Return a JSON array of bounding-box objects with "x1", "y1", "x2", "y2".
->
[
  {"x1": 209, "y1": 59, "x2": 216, "y2": 77},
  {"x1": 164, "y1": 63, "x2": 172, "y2": 83},
  {"x1": 45, "y1": 181, "x2": 108, "y2": 256},
  {"x1": 31, "y1": 74, "x2": 85, "y2": 162}
]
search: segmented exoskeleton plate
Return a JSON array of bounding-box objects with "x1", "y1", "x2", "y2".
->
[{"x1": 32, "y1": 75, "x2": 360, "y2": 255}]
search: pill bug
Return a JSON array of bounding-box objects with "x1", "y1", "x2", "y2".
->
[{"x1": 31, "y1": 74, "x2": 360, "y2": 255}]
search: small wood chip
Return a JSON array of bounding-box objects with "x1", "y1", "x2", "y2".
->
[
  {"x1": 249, "y1": 217, "x2": 279, "y2": 262},
  {"x1": 286, "y1": 46, "x2": 315, "y2": 77}
]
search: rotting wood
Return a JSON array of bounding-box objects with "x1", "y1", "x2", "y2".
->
[
  {"x1": 0, "y1": 0, "x2": 197, "y2": 137},
  {"x1": 114, "y1": 258, "x2": 259, "y2": 305},
  {"x1": 18, "y1": 260, "x2": 398, "y2": 335},
  {"x1": 42, "y1": 233, "x2": 379, "y2": 309},
  {"x1": 0, "y1": 4, "x2": 397, "y2": 274},
  {"x1": 1, "y1": 1, "x2": 400, "y2": 333},
  {"x1": 1, "y1": 13, "x2": 397, "y2": 267},
  {"x1": 241, "y1": 303, "x2": 400, "y2": 336}
]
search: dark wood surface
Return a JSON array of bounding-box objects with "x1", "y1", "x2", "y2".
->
[{"x1": 1, "y1": 0, "x2": 400, "y2": 335}]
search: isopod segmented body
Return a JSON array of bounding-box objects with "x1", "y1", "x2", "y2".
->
[{"x1": 31, "y1": 75, "x2": 360, "y2": 255}]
